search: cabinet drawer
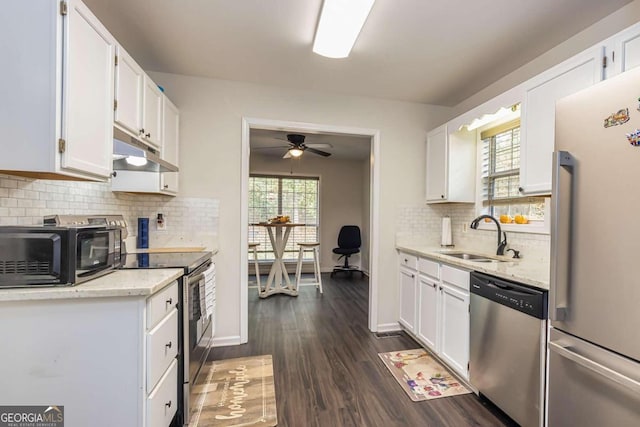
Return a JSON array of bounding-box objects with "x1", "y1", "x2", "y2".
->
[
  {"x1": 399, "y1": 252, "x2": 418, "y2": 270},
  {"x1": 147, "y1": 358, "x2": 178, "y2": 427},
  {"x1": 147, "y1": 281, "x2": 178, "y2": 330},
  {"x1": 441, "y1": 265, "x2": 470, "y2": 291},
  {"x1": 147, "y1": 308, "x2": 178, "y2": 391},
  {"x1": 418, "y1": 258, "x2": 439, "y2": 279}
]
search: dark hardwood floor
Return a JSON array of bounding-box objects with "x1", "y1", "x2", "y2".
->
[{"x1": 209, "y1": 274, "x2": 516, "y2": 427}]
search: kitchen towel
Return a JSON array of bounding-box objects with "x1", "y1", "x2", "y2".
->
[
  {"x1": 137, "y1": 217, "x2": 149, "y2": 249},
  {"x1": 441, "y1": 216, "x2": 453, "y2": 247}
]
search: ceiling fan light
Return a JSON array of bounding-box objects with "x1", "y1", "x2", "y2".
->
[
  {"x1": 313, "y1": 0, "x2": 375, "y2": 59},
  {"x1": 288, "y1": 148, "x2": 304, "y2": 158}
]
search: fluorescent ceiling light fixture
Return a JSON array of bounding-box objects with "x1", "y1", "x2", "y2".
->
[
  {"x1": 125, "y1": 156, "x2": 148, "y2": 167},
  {"x1": 465, "y1": 104, "x2": 521, "y2": 131},
  {"x1": 313, "y1": 0, "x2": 375, "y2": 59},
  {"x1": 288, "y1": 148, "x2": 304, "y2": 158}
]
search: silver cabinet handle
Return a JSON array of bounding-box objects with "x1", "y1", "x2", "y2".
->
[
  {"x1": 549, "y1": 341, "x2": 640, "y2": 394},
  {"x1": 550, "y1": 150, "x2": 575, "y2": 321}
]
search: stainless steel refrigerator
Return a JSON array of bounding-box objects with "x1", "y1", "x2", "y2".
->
[{"x1": 550, "y1": 65, "x2": 640, "y2": 426}]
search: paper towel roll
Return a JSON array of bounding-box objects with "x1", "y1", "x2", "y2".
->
[{"x1": 441, "y1": 216, "x2": 453, "y2": 246}]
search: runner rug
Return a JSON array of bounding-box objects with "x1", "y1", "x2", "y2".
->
[
  {"x1": 378, "y1": 348, "x2": 471, "y2": 401},
  {"x1": 189, "y1": 354, "x2": 277, "y2": 426}
]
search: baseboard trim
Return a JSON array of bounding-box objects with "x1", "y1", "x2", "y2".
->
[
  {"x1": 375, "y1": 322, "x2": 401, "y2": 333},
  {"x1": 211, "y1": 335, "x2": 243, "y2": 347}
]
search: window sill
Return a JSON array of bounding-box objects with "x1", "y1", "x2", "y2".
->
[{"x1": 473, "y1": 222, "x2": 549, "y2": 235}]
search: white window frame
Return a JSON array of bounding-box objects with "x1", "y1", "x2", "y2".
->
[{"x1": 474, "y1": 113, "x2": 550, "y2": 235}]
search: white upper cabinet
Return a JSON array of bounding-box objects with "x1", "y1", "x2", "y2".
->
[
  {"x1": 0, "y1": 0, "x2": 115, "y2": 180},
  {"x1": 142, "y1": 75, "x2": 163, "y2": 149},
  {"x1": 426, "y1": 124, "x2": 476, "y2": 203},
  {"x1": 519, "y1": 46, "x2": 605, "y2": 194},
  {"x1": 605, "y1": 22, "x2": 640, "y2": 78},
  {"x1": 426, "y1": 125, "x2": 448, "y2": 201},
  {"x1": 160, "y1": 97, "x2": 179, "y2": 194},
  {"x1": 114, "y1": 47, "x2": 144, "y2": 137}
]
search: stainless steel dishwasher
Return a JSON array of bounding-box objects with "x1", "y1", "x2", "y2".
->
[{"x1": 469, "y1": 271, "x2": 548, "y2": 427}]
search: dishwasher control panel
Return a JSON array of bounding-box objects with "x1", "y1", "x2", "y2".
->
[{"x1": 470, "y1": 271, "x2": 548, "y2": 319}]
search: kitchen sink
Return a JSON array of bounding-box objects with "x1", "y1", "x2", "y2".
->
[{"x1": 438, "y1": 252, "x2": 509, "y2": 263}]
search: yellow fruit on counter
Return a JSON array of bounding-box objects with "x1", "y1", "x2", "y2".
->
[
  {"x1": 499, "y1": 214, "x2": 513, "y2": 224},
  {"x1": 514, "y1": 214, "x2": 529, "y2": 224}
]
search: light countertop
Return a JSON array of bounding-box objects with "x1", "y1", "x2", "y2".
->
[
  {"x1": 396, "y1": 244, "x2": 550, "y2": 290},
  {"x1": 0, "y1": 269, "x2": 183, "y2": 302}
]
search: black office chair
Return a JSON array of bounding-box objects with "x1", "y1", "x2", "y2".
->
[{"x1": 331, "y1": 225, "x2": 364, "y2": 277}]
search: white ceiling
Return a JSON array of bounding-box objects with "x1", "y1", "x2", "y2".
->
[
  {"x1": 84, "y1": 0, "x2": 632, "y2": 107},
  {"x1": 250, "y1": 129, "x2": 371, "y2": 161}
]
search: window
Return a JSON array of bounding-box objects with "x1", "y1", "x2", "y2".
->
[
  {"x1": 480, "y1": 120, "x2": 546, "y2": 224},
  {"x1": 248, "y1": 175, "x2": 319, "y2": 260}
]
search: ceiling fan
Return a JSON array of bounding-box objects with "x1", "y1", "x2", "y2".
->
[
  {"x1": 255, "y1": 134, "x2": 332, "y2": 158},
  {"x1": 282, "y1": 134, "x2": 331, "y2": 158}
]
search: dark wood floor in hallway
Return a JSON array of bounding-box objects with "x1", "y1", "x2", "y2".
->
[{"x1": 209, "y1": 274, "x2": 515, "y2": 427}]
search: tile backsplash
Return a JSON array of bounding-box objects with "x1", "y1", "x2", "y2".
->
[
  {"x1": 396, "y1": 203, "x2": 550, "y2": 261},
  {"x1": 0, "y1": 173, "x2": 219, "y2": 250}
]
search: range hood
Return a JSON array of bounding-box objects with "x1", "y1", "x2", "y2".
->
[{"x1": 112, "y1": 127, "x2": 178, "y2": 173}]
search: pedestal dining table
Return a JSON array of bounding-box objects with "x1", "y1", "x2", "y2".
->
[{"x1": 251, "y1": 223, "x2": 305, "y2": 298}]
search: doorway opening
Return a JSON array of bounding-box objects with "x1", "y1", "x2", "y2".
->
[{"x1": 240, "y1": 118, "x2": 380, "y2": 343}]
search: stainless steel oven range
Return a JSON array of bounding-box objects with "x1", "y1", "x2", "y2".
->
[{"x1": 121, "y1": 251, "x2": 214, "y2": 427}]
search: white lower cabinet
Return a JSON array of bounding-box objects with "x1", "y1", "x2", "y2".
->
[
  {"x1": 438, "y1": 282, "x2": 470, "y2": 377},
  {"x1": 398, "y1": 265, "x2": 417, "y2": 333},
  {"x1": 399, "y1": 251, "x2": 470, "y2": 380},
  {"x1": 0, "y1": 280, "x2": 180, "y2": 427},
  {"x1": 417, "y1": 274, "x2": 438, "y2": 351},
  {"x1": 148, "y1": 358, "x2": 179, "y2": 427}
]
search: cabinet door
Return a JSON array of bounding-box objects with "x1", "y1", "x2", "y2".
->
[
  {"x1": 114, "y1": 47, "x2": 144, "y2": 136},
  {"x1": 426, "y1": 124, "x2": 448, "y2": 201},
  {"x1": 399, "y1": 267, "x2": 417, "y2": 332},
  {"x1": 417, "y1": 275, "x2": 438, "y2": 351},
  {"x1": 520, "y1": 47, "x2": 604, "y2": 194},
  {"x1": 61, "y1": 0, "x2": 115, "y2": 179},
  {"x1": 609, "y1": 22, "x2": 640, "y2": 77},
  {"x1": 160, "y1": 96, "x2": 179, "y2": 194},
  {"x1": 439, "y1": 283, "x2": 469, "y2": 378},
  {"x1": 142, "y1": 75, "x2": 163, "y2": 148}
]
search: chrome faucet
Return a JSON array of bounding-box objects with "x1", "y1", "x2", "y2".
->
[{"x1": 470, "y1": 215, "x2": 508, "y2": 256}]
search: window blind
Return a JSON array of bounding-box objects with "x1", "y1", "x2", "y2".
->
[
  {"x1": 248, "y1": 175, "x2": 319, "y2": 260},
  {"x1": 481, "y1": 122, "x2": 546, "y2": 220}
]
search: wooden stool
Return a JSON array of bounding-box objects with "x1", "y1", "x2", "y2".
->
[
  {"x1": 248, "y1": 242, "x2": 262, "y2": 292},
  {"x1": 295, "y1": 243, "x2": 323, "y2": 293}
]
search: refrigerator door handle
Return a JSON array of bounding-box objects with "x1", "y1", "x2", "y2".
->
[
  {"x1": 550, "y1": 150, "x2": 575, "y2": 321},
  {"x1": 549, "y1": 341, "x2": 640, "y2": 394}
]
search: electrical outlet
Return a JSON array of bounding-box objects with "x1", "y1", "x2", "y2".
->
[
  {"x1": 462, "y1": 223, "x2": 467, "y2": 233},
  {"x1": 156, "y1": 213, "x2": 166, "y2": 231}
]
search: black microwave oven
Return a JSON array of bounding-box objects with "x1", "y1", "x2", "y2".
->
[{"x1": 0, "y1": 225, "x2": 122, "y2": 287}]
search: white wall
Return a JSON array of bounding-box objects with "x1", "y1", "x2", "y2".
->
[
  {"x1": 148, "y1": 71, "x2": 452, "y2": 342},
  {"x1": 249, "y1": 152, "x2": 366, "y2": 272}
]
